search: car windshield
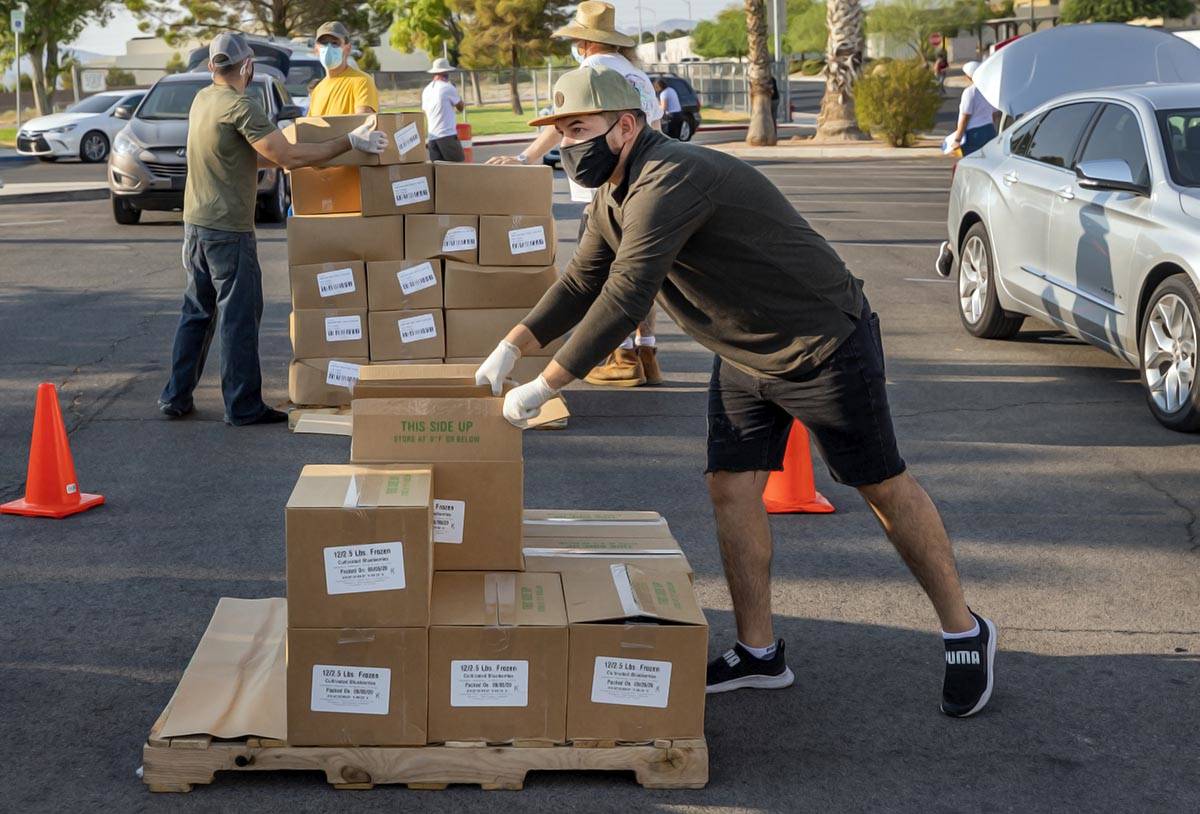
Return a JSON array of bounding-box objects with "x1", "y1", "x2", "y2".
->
[
  {"x1": 286, "y1": 62, "x2": 322, "y2": 98},
  {"x1": 137, "y1": 79, "x2": 269, "y2": 120},
  {"x1": 67, "y1": 95, "x2": 118, "y2": 114},
  {"x1": 1159, "y1": 108, "x2": 1200, "y2": 188}
]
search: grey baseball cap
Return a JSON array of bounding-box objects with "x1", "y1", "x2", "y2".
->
[
  {"x1": 209, "y1": 32, "x2": 253, "y2": 67},
  {"x1": 315, "y1": 21, "x2": 350, "y2": 43}
]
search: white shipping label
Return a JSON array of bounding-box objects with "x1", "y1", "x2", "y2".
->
[
  {"x1": 508, "y1": 225, "x2": 547, "y2": 255},
  {"x1": 590, "y1": 657, "x2": 672, "y2": 708},
  {"x1": 432, "y1": 499, "x2": 465, "y2": 544},
  {"x1": 391, "y1": 176, "x2": 431, "y2": 207},
  {"x1": 441, "y1": 226, "x2": 478, "y2": 253},
  {"x1": 397, "y1": 313, "x2": 438, "y2": 344},
  {"x1": 325, "y1": 360, "x2": 361, "y2": 389},
  {"x1": 397, "y1": 261, "x2": 438, "y2": 294},
  {"x1": 311, "y1": 664, "x2": 391, "y2": 715},
  {"x1": 324, "y1": 315, "x2": 362, "y2": 342},
  {"x1": 450, "y1": 660, "x2": 529, "y2": 708},
  {"x1": 568, "y1": 177, "x2": 595, "y2": 203},
  {"x1": 323, "y1": 542, "x2": 406, "y2": 595},
  {"x1": 394, "y1": 122, "x2": 422, "y2": 155},
  {"x1": 316, "y1": 266, "x2": 357, "y2": 298}
]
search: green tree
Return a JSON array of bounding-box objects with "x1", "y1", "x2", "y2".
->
[
  {"x1": 164, "y1": 51, "x2": 186, "y2": 74},
  {"x1": 1061, "y1": 0, "x2": 1195, "y2": 22},
  {"x1": 867, "y1": 0, "x2": 988, "y2": 64},
  {"x1": 0, "y1": 1, "x2": 114, "y2": 115},
  {"x1": 358, "y1": 44, "x2": 380, "y2": 72},
  {"x1": 126, "y1": 1, "x2": 379, "y2": 42},
  {"x1": 691, "y1": 5, "x2": 748, "y2": 58},
  {"x1": 458, "y1": 0, "x2": 571, "y2": 116},
  {"x1": 106, "y1": 67, "x2": 137, "y2": 86},
  {"x1": 786, "y1": 0, "x2": 829, "y2": 56},
  {"x1": 376, "y1": 0, "x2": 467, "y2": 66},
  {"x1": 855, "y1": 58, "x2": 940, "y2": 145}
]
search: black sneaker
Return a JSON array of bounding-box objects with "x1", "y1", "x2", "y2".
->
[
  {"x1": 234, "y1": 408, "x2": 289, "y2": 426},
  {"x1": 157, "y1": 400, "x2": 193, "y2": 419},
  {"x1": 941, "y1": 611, "x2": 998, "y2": 718},
  {"x1": 705, "y1": 640, "x2": 794, "y2": 694}
]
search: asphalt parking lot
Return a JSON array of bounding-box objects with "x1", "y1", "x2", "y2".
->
[{"x1": 1, "y1": 152, "x2": 1196, "y2": 813}]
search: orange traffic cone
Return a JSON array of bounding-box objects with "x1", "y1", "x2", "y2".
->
[
  {"x1": 762, "y1": 419, "x2": 834, "y2": 514},
  {"x1": 1, "y1": 382, "x2": 105, "y2": 519}
]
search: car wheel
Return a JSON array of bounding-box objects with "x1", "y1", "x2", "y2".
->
[
  {"x1": 678, "y1": 116, "x2": 694, "y2": 142},
  {"x1": 80, "y1": 131, "x2": 110, "y2": 163},
  {"x1": 957, "y1": 222, "x2": 1023, "y2": 339},
  {"x1": 256, "y1": 171, "x2": 288, "y2": 224},
  {"x1": 112, "y1": 195, "x2": 141, "y2": 225},
  {"x1": 1140, "y1": 274, "x2": 1200, "y2": 432}
]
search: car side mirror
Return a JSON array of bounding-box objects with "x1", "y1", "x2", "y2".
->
[
  {"x1": 277, "y1": 104, "x2": 304, "y2": 122},
  {"x1": 1075, "y1": 159, "x2": 1148, "y2": 196},
  {"x1": 113, "y1": 105, "x2": 132, "y2": 120}
]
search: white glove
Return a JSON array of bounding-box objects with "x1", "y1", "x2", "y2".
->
[
  {"x1": 348, "y1": 118, "x2": 387, "y2": 154},
  {"x1": 502, "y1": 376, "x2": 558, "y2": 429},
  {"x1": 475, "y1": 340, "x2": 521, "y2": 396}
]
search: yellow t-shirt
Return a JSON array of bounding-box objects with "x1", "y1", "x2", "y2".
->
[{"x1": 308, "y1": 66, "x2": 379, "y2": 116}]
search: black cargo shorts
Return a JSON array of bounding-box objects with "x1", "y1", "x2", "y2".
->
[{"x1": 706, "y1": 299, "x2": 907, "y2": 488}]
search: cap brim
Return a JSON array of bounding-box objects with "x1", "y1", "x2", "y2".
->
[
  {"x1": 528, "y1": 107, "x2": 610, "y2": 127},
  {"x1": 552, "y1": 23, "x2": 636, "y2": 48}
]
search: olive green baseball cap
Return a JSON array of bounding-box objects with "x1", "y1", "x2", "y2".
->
[
  {"x1": 528, "y1": 66, "x2": 642, "y2": 127},
  {"x1": 315, "y1": 21, "x2": 350, "y2": 43}
]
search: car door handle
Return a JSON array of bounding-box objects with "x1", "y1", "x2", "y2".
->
[
  {"x1": 1002, "y1": 171, "x2": 1019, "y2": 185},
  {"x1": 1056, "y1": 186, "x2": 1075, "y2": 201}
]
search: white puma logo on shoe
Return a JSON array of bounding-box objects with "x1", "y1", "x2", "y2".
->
[{"x1": 945, "y1": 650, "x2": 981, "y2": 666}]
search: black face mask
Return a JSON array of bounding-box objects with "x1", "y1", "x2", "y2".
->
[{"x1": 561, "y1": 119, "x2": 622, "y2": 188}]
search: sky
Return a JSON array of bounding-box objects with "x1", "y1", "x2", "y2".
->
[{"x1": 71, "y1": 1, "x2": 735, "y2": 57}]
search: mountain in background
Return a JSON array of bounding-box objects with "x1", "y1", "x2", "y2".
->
[{"x1": 618, "y1": 17, "x2": 698, "y2": 35}]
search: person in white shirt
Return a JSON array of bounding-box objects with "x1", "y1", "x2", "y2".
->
[
  {"x1": 422, "y1": 57, "x2": 465, "y2": 162},
  {"x1": 655, "y1": 78, "x2": 684, "y2": 139},
  {"x1": 486, "y1": 1, "x2": 666, "y2": 388},
  {"x1": 950, "y1": 61, "x2": 998, "y2": 156}
]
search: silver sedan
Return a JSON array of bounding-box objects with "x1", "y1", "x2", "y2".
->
[{"x1": 938, "y1": 84, "x2": 1200, "y2": 432}]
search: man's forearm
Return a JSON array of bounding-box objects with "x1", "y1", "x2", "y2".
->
[{"x1": 290, "y1": 136, "x2": 354, "y2": 168}]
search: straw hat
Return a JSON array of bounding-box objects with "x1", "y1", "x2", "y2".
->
[
  {"x1": 427, "y1": 57, "x2": 456, "y2": 74},
  {"x1": 553, "y1": 1, "x2": 636, "y2": 48}
]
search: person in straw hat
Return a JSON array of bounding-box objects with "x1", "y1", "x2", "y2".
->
[
  {"x1": 422, "y1": 56, "x2": 466, "y2": 162},
  {"x1": 489, "y1": 1, "x2": 666, "y2": 388},
  {"x1": 474, "y1": 66, "x2": 999, "y2": 718},
  {"x1": 308, "y1": 21, "x2": 379, "y2": 116}
]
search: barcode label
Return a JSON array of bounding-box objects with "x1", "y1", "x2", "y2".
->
[
  {"x1": 397, "y1": 261, "x2": 437, "y2": 294},
  {"x1": 325, "y1": 360, "x2": 361, "y2": 388},
  {"x1": 394, "y1": 122, "x2": 421, "y2": 155},
  {"x1": 324, "y1": 315, "x2": 362, "y2": 342},
  {"x1": 391, "y1": 176, "x2": 431, "y2": 207},
  {"x1": 441, "y1": 226, "x2": 478, "y2": 253},
  {"x1": 509, "y1": 225, "x2": 547, "y2": 255},
  {"x1": 398, "y1": 313, "x2": 437, "y2": 343},
  {"x1": 316, "y1": 266, "x2": 356, "y2": 298}
]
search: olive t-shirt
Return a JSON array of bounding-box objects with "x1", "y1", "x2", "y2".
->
[{"x1": 183, "y1": 83, "x2": 276, "y2": 233}]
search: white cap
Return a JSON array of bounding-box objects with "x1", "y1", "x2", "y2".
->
[{"x1": 963, "y1": 61, "x2": 981, "y2": 79}]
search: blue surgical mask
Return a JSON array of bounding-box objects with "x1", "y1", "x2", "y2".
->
[
  {"x1": 318, "y1": 44, "x2": 344, "y2": 71},
  {"x1": 571, "y1": 43, "x2": 586, "y2": 65}
]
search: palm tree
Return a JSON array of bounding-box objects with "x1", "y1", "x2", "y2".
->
[
  {"x1": 816, "y1": 0, "x2": 868, "y2": 140},
  {"x1": 744, "y1": 0, "x2": 777, "y2": 146}
]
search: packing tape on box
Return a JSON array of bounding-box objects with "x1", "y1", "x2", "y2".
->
[
  {"x1": 483, "y1": 572, "x2": 518, "y2": 627},
  {"x1": 611, "y1": 563, "x2": 642, "y2": 618},
  {"x1": 337, "y1": 628, "x2": 378, "y2": 645},
  {"x1": 342, "y1": 475, "x2": 361, "y2": 508}
]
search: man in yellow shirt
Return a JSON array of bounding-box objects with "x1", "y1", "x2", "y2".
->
[{"x1": 307, "y1": 21, "x2": 379, "y2": 116}]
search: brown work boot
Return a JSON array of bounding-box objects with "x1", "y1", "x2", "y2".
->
[
  {"x1": 637, "y1": 345, "x2": 663, "y2": 385},
  {"x1": 584, "y1": 348, "x2": 646, "y2": 387}
]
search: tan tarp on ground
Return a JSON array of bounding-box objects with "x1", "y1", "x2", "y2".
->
[{"x1": 158, "y1": 597, "x2": 287, "y2": 740}]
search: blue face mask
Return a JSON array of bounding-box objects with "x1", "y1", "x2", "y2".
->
[{"x1": 318, "y1": 44, "x2": 344, "y2": 71}]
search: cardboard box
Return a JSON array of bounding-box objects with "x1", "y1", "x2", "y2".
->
[
  {"x1": 523, "y1": 509, "x2": 673, "y2": 540},
  {"x1": 359, "y1": 164, "x2": 435, "y2": 217},
  {"x1": 351, "y1": 397, "x2": 522, "y2": 464},
  {"x1": 289, "y1": 166, "x2": 362, "y2": 215},
  {"x1": 428, "y1": 572, "x2": 567, "y2": 743},
  {"x1": 405, "y1": 214, "x2": 479, "y2": 264},
  {"x1": 286, "y1": 464, "x2": 433, "y2": 629},
  {"x1": 368, "y1": 309, "x2": 446, "y2": 362},
  {"x1": 442, "y1": 261, "x2": 557, "y2": 309},
  {"x1": 479, "y1": 215, "x2": 557, "y2": 267},
  {"x1": 428, "y1": 460, "x2": 523, "y2": 571},
  {"x1": 289, "y1": 357, "x2": 370, "y2": 407},
  {"x1": 287, "y1": 213, "x2": 404, "y2": 265},
  {"x1": 353, "y1": 363, "x2": 498, "y2": 400},
  {"x1": 282, "y1": 112, "x2": 428, "y2": 166},
  {"x1": 562, "y1": 564, "x2": 707, "y2": 741},
  {"x1": 434, "y1": 162, "x2": 553, "y2": 215},
  {"x1": 286, "y1": 626, "x2": 428, "y2": 746},
  {"x1": 445, "y1": 308, "x2": 563, "y2": 358},
  {"x1": 445, "y1": 356, "x2": 546, "y2": 385},
  {"x1": 291, "y1": 308, "x2": 369, "y2": 359},
  {"x1": 366, "y1": 259, "x2": 443, "y2": 311},
  {"x1": 289, "y1": 260, "x2": 367, "y2": 309}
]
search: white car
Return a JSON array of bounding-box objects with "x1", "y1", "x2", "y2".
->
[{"x1": 15, "y1": 90, "x2": 146, "y2": 163}]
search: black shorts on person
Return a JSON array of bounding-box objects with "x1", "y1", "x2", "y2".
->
[{"x1": 706, "y1": 299, "x2": 906, "y2": 487}]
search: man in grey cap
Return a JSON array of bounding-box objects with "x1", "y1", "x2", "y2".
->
[
  {"x1": 158, "y1": 31, "x2": 387, "y2": 426},
  {"x1": 309, "y1": 21, "x2": 379, "y2": 117}
]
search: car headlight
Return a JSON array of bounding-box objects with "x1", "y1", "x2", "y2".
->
[
  {"x1": 46, "y1": 124, "x2": 78, "y2": 134},
  {"x1": 113, "y1": 131, "x2": 141, "y2": 156}
]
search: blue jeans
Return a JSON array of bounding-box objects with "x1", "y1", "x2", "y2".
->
[
  {"x1": 159, "y1": 224, "x2": 269, "y2": 424},
  {"x1": 961, "y1": 123, "x2": 997, "y2": 156}
]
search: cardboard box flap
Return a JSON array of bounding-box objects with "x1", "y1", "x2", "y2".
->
[
  {"x1": 158, "y1": 597, "x2": 286, "y2": 740},
  {"x1": 444, "y1": 261, "x2": 557, "y2": 277},
  {"x1": 524, "y1": 509, "x2": 665, "y2": 524},
  {"x1": 357, "y1": 364, "x2": 479, "y2": 384},
  {"x1": 432, "y1": 571, "x2": 567, "y2": 627},
  {"x1": 563, "y1": 563, "x2": 705, "y2": 626},
  {"x1": 522, "y1": 538, "x2": 683, "y2": 555},
  {"x1": 287, "y1": 464, "x2": 432, "y2": 509}
]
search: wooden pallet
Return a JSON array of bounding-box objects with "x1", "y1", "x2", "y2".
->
[{"x1": 141, "y1": 708, "x2": 708, "y2": 792}]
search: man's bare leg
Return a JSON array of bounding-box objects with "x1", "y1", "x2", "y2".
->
[
  {"x1": 857, "y1": 470, "x2": 975, "y2": 633},
  {"x1": 707, "y1": 470, "x2": 775, "y2": 647}
]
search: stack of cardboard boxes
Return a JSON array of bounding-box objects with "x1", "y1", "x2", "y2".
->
[
  {"x1": 283, "y1": 367, "x2": 708, "y2": 747},
  {"x1": 284, "y1": 113, "x2": 563, "y2": 409}
]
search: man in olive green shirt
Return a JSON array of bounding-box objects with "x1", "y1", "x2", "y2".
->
[
  {"x1": 475, "y1": 67, "x2": 998, "y2": 719},
  {"x1": 159, "y1": 32, "x2": 386, "y2": 426}
]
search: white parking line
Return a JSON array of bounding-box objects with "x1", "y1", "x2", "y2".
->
[
  {"x1": 832, "y1": 242, "x2": 941, "y2": 248},
  {"x1": 775, "y1": 186, "x2": 949, "y2": 193},
  {"x1": 0, "y1": 219, "x2": 66, "y2": 227},
  {"x1": 807, "y1": 217, "x2": 946, "y2": 224},
  {"x1": 904, "y1": 278, "x2": 955, "y2": 283},
  {"x1": 786, "y1": 199, "x2": 948, "y2": 206}
]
